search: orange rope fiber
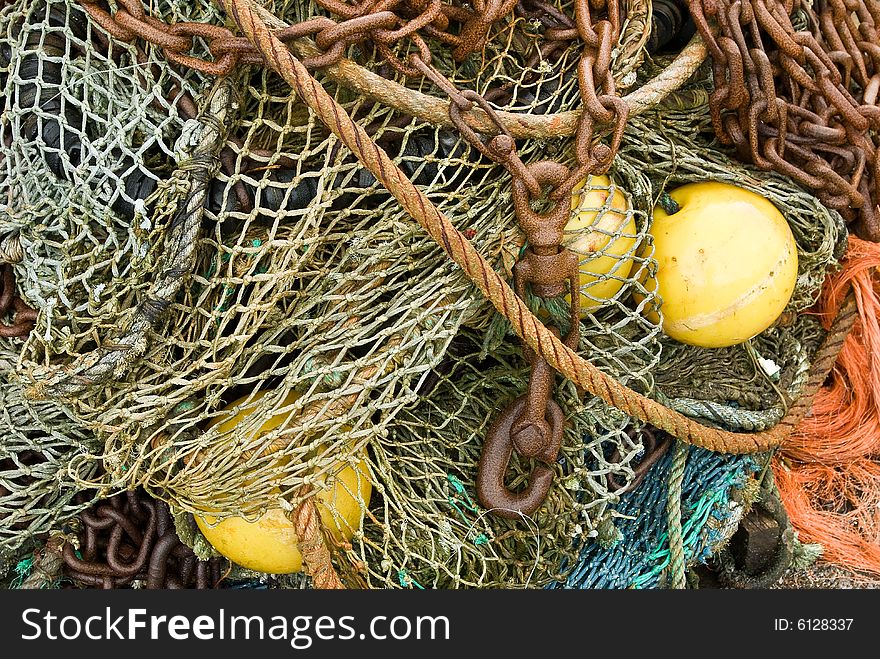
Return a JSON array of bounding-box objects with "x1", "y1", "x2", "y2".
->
[{"x1": 775, "y1": 236, "x2": 880, "y2": 576}]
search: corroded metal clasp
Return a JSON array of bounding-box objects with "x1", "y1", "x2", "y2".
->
[
  {"x1": 476, "y1": 358, "x2": 564, "y2": 519},
  {"x1": 477, "y1": 159, "x2": 582, "y2": 519}
]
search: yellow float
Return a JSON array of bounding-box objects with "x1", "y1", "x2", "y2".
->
[
  {"x1": 194, "y1": 390, "x2": 372, "y2": 574},
  {"x1": 641, "y1": 181, "x2": 798, "y2": 348},
  {"x1": 563, "y1": 174, "x2": 637, "y2": 314}
]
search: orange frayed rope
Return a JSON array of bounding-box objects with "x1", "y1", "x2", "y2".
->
[{"x1": 775, "y1": 236, "x2": 880, "y2": 577}]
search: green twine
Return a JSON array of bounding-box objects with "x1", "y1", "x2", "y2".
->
[
  {"x1": 397, "y1": 569, "x2": 425, "y2": 589},
  {"x1": 666, "y1": 441, "x2": 689, "y2": 589},
  {"x1": 629, "y1": 450, "x2": 740, "y2": 589},
  {"x1": 446, "y1": 474, "x2": 489, "y2": 546},
  {"x1": 10, "y1": 556, "x2": 34, "y2": 589}
]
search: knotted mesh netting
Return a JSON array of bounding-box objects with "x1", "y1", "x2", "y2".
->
[
  {"x1": 0, "y1": 349, "x2": 101, "y2": 575},
  {"x1": 0, "y1": 0, "x2": 846, "y2": 588}
]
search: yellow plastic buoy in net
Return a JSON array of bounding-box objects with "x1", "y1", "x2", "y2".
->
[
  {"x1": 194, "y1": 390, "x2": 372, "y2": 574},
  {"x1": 563, "y1": 174, "x2": 637, "y2": 314},
  {"x1": 641, "y1": 181, "x2": 799, "y2": 348}
]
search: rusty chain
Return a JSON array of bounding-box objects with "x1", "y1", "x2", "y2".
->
[
  {"x1": 319, "y1": 0, "x2": 628, "y2": 518},
  {"x1": 605, "y1": 425, "x2": 673, "y2": 494},
  {"x1": 688, "y1": 0, "x2": 880, "y2": 241},
  {"x1": 62, "y1": 489, "x2": 229, "y2": 589},
  {"x1": 437, "y1": 0, "x2": 629, "y2": 519},
  {"x1": 77, "y1": 0, "x2": 512, "y2": 76}
]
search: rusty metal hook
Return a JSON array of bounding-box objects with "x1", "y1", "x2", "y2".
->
[{"x1": 476, "y1": 359, "x2": 564, "y2": 519}]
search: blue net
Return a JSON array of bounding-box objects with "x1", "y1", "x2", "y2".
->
[{"x1": 552, "y1": 447, "x2": 759, "y2": 589}]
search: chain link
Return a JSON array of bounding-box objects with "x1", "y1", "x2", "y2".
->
[
  {"x1": 409, "y1": 0, "x2": 630, "y2": 517},
  {"x1": 688, "y1": 0, "x2": 880, "y2": 240},
  {"x1": 328, "y1": 0, "x2": 632, "y2": 517},
  {"x1": 77, "y1": 0, "x2": 511, "y2": 75}
]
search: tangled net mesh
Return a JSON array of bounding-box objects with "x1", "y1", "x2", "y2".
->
[
  {"x1": 0, "y1": 0, "x2": 846, "y2": 588},
  {"x1": 0, "y1": 345, "x2": 101, "y2": 576}
]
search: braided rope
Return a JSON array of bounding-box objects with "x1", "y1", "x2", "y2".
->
[
  {"x1": 222, "y1": 0, "x2": 857, "y2": 456},
  {"x1": 291, "y1": 497, "x2": 345, "y2": 589},
  {"x1": 26, "y1": 79, "x2": 236, "y2": 400},
  {"x1": 664, "y1": 397, "x2": 784, "y2": 432},
  {"x1": 665, "y1": 441, "x2": 688, "y2": 589}
]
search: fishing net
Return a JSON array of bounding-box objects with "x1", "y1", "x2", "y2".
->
[
  {"x1": 551, "y1": 447, "x2": 760, "y2": 589},
  {"x1": 0, "y1": 0, "x2": 847, "y2": 588},
  {"x1": 349, "y1": 96, "x2": 842, "y2": 588},
  {"x1": 0, "y1": 347, "x2": 102, "y2": 579}
]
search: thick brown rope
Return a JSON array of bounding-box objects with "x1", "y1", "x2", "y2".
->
[
  {"x1": 291, "y1": 496, "x2": 345, "y2": 589},
  {"x1": 254, "y1": 5, "x2": 708, "y2": 139},
  {"x1": 222, "y1": 0, "x2": 855, "y2": 456}
]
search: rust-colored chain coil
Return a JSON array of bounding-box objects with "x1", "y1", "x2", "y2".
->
[
  {"x1": 77, "y1": 0, "x2": 515, "y2": 76},
  {"x1": 688, "y1": 0, "x2": 880, "y2": 241},
  {"x1": 62, "y1": 489, "x2": 229, "y2": 589}
]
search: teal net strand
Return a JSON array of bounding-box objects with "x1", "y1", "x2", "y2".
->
[{"x1": 550, "y1": 447, "x2": 758, "y2": 589}]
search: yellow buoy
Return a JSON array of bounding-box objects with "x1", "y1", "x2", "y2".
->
[
  {"x1": 194, "y1": 390, "x2": 372, "y2": 574},
  {"x1": 641, "y1": 181, "x2": 798, "y2": 348},
  {"x1": 563, "y1": 174, "x2": 637, "y2": 314}
]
